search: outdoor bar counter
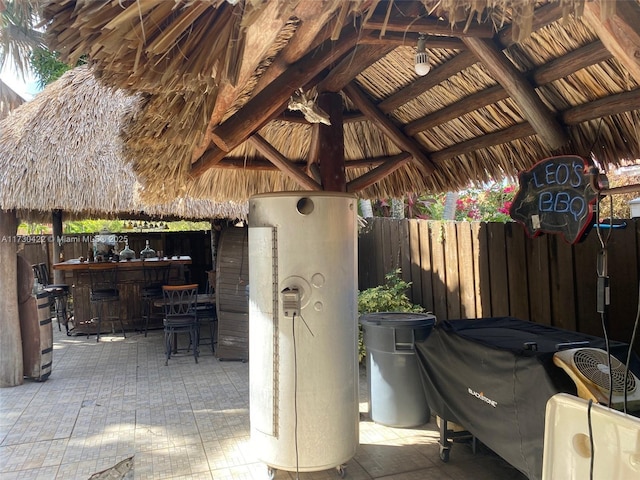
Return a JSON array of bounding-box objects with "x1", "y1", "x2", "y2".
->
[{"x1": 53, "y1": 257, "x2": 192, "y2": 334}]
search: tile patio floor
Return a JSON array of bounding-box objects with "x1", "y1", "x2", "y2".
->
[{"x1": 0, "y1": 325, "x2": 526, "y2": 480}]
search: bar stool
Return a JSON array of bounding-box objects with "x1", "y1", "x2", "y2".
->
[
  {"x1": 141, "y1": 261, "x2": 172, "y2": 336},
  {"x1": 162, "y1": 284, "x2": 199, "y2": 365},
  {"x1": 88, "y1": 263, "x2": 125, "y2": 342},
  {"x1": 32, "y1": 263, "x2": 70, "y2": 334},
  {"x1": 196, "y1": 279, "x2": 217, "y2": 353}
]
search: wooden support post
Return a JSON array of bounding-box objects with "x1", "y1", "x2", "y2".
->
[
  {"x1": 316, "y1": 92, "x2": 346, "y2": 192},
  {"x1": 0, "y1": 209, "x2": 23, "y2": 387},
  {"x1": 52, "y1": 209, "x2": 64, "y2": 284}
]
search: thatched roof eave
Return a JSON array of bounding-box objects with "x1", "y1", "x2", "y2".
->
[
  {"x1": 0, "y1": 66, "x2": 248, "y2": 220},
  {"x1": 35, "y1": 0, "x2": 640, "y2": 201}
]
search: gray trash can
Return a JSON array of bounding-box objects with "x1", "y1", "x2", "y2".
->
[{"x1": 360, "y1": 312, "x2": 436, "y2": 427}]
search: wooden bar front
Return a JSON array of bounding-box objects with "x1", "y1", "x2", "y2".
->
[{"x1": 53, "y1": 257, "x2": 192, "y2": 334}]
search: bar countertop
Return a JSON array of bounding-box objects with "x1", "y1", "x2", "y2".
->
[{"x1": 53, "y1": 256, "x2": 192, "y2": 271}]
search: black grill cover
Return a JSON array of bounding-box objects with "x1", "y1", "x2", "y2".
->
[{"x1": 415, "y1": 317, "x2": 638, "y2": 480}]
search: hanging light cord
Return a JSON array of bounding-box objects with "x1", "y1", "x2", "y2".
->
[
  {"x1": 623, "y1": 280, "x2": 640, "y2": 414},
  {"x1": 595, "y1": 193, "x2": 613, "y2": 407}
]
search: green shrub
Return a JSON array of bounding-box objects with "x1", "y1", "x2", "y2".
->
[{"x1": 357, "y1": 269, "x2": 425, "y2": 363}]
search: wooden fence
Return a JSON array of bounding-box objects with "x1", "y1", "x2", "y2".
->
[{"x1": 358, "y1": 218, "x2": 640, "y2": 347}]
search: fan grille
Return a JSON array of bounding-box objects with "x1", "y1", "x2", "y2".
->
[{"x1": 573, "y1": 349, "x2": 636, "y2": 394}]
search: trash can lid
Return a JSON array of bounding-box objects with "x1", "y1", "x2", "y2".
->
[{"x1": 359, "y1": 312, "x2": 436, "y2": 327}]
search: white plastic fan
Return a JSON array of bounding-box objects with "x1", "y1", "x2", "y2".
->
[{"x1": 553, "y1": 347, "x2": 640, "y2": 410}]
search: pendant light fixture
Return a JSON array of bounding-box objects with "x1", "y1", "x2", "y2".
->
[{"x1": 414, "y1": 34, "x2": 431, "y2": 76}]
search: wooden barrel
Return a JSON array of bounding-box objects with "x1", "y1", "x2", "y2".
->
[
  {"x1": 20, "y1": 292, "x2": 53, "y2": 382},
  {"x1": 215, "y1": 226, "x2": 249, "y2": 360}
]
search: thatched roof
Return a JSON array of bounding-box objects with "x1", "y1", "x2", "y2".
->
[
  {"x1": 0, "y1": 66, "x2": 247, "y2": 220},
  {"x1": 41, "y1": 0, "x2": 640, "y2": 202},
  {"x1": 0, "y1": 79, "x2": 25, "y2": 120}
]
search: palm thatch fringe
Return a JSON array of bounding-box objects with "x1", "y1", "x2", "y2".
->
[{"x1": 0, "y1": 66, "x2": 246, "y2": 219}]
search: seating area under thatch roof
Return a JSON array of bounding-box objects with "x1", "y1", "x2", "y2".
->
[{"x1": 39, "y1": 0, "x2": 640, "y2": 202}]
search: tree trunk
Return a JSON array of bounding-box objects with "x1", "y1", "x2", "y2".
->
[
  {"x1": 391, "y1": 197, "x2": 405, "y2": 219},
  {"x1": 443, "y1": 192, "x2": 459, "y2": 220},
  {"x1": 0, "y1": 209, "x2": 23, "y2": 387},
  {"x1": 359, "y1": 199, "x2": 374, "y2": 218}
]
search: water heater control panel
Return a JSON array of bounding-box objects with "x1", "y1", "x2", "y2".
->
[{"x1": 281, "y1": 288, "x2": 301, "y2": 317}]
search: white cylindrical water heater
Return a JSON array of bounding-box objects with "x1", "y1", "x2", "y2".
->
[{"x1": 248, "y1": 192, "x2": 359, "y2": 474}]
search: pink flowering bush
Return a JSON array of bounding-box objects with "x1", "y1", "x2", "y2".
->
[{"x1": 396, "y1": 183, "x2": 517, "y2": 222}]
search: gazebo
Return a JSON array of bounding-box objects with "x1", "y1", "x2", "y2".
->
[
  {"x1": 0, "y1": 66, "x2": 246, "y2": 387},
  {"x1": 39, "y1": 0, "x2": 640, "y2": 202}
]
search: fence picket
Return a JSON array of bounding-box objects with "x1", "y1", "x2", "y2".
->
[{"x1": 457, "y1": 222, "x2": 476, "y2": 319}]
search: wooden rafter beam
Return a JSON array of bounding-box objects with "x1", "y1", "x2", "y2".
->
[
  {"x1": 346, "y1": 153, "x2": 412, "y2": 193},
  {"x1": 250, "y1": 2, "x2": 340, "y2": 98},
  {"x1": 189, "y1": 2, "x2": 287, "y2": 163},
  {"x1": 405, "y1": 40, "x2": 611, "y2": 136},
  {"x1": 583, "y1": 0, "x2": 640, "y2": 85},
  {"x1": 247, "y1": 134, "x2": 321, "y2": 191},
  {"x1": 531, "y1": 40, "x2": 612, "y2": 85},
  {"x1": 212, "y1": 27, "x2": 360, "y2": 148},
  {"x1": 277, "y1": 111, "x2": 363, "y2": 124},
  {"x1": 561, "y1": 88, "x2": 640, "y2": 125},
  {"x1": 376, "y1": 5, "x2": 562, "y2": 115},
  {"x1": 431, "y1": 123, "x2": 536, "y2": 164},
  {"x1": 378, "y1": 50, "x2": 476, "y2": 114},
  {"x1": 405, "y1": 86, "x2": 507, "y2": 136},
  {"x1": 428, "y1": 88, "x2": 640, "y2": 164},
  {"x1": 462, "y1": 36, "x2": 568, "y2": 150},
  {"x1": 342, "y1": 82, "x2": 435, "y2": 175},
  {"x1": 363, "y1": 14, "x2": 494, "y2": 38},
  {"x1": 497, "y1": 2, "x2": 564, "y2": 45},
  {"x1": 317, "y1": 43, "x2": 396, "y2": 93},
  {"x1": 190, "y1": 25, "x2": 361, "y2": 177},
  {"x1": 214, "y1": 155, "x2": 395, "y2": 171},
  {"x1": 279, "y1": 38, "x2": 611, "y2": 132},
  {"x1": 358, "y1": 31, "x2": 465, "y2": 50}
]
